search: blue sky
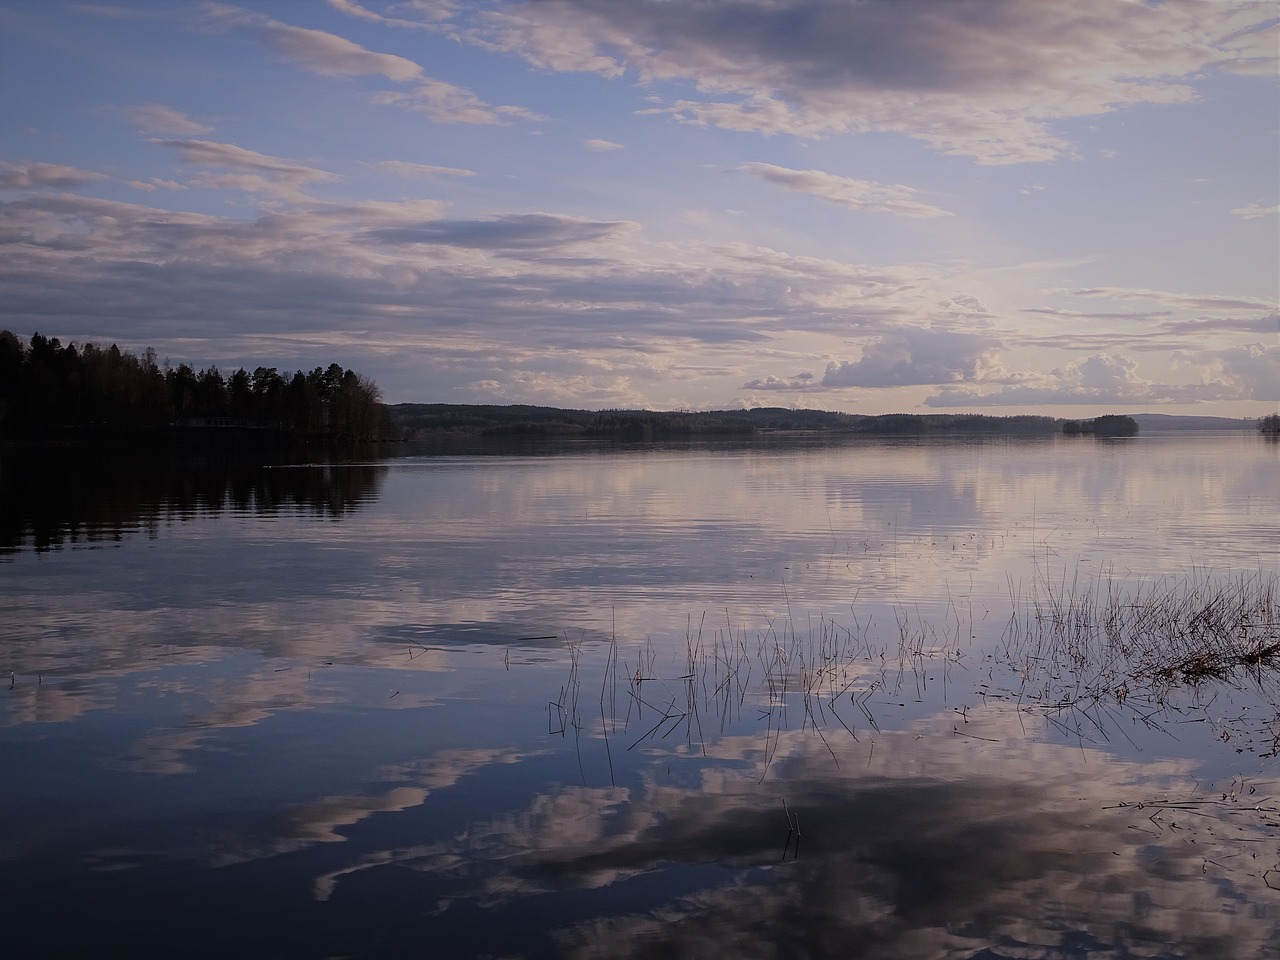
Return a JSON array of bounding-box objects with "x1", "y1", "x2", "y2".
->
[{"x1": 1, "y1": 0, "x2": 1276, "y2": 415}]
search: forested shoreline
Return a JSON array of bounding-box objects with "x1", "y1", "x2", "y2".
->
[
  {"x1": 386, "y1": 403, "x2": 1064, "y2": 441},
  {"x1": 7, "y1": 330, "x2": 1269, "y2": 451},
  {"x1": 0, "y1": 331, "x2": 391, "y2": 443}
]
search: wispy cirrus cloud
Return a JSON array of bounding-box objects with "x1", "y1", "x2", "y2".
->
[
  {"x1": 149, "y1": 138, "x2": 337, "y2": 200},
  {"x1": 201, "y1": 1, "x2": 423, "y2": 81},
  {"x1": 202, "y1": 2, "x2": 539, "y2": 126},
  {"x1": 1063, "y1": 286, "x2": 1277, "y2": 313},
  {"x1": 371, "y1": 78, "x2": 543, "y2": 125},
  {"x1": 373, "y1": 160, "x2": 475, "y2": 179},
  {"x1": 326, "y1": 0, "x2": 455, "y2": 30},
  {"x1": 152, "y1": 139, "x2": 335, "y2": 181},
  {"x1": 584, "y1": 139, "x2": 624, "y2": 152},
  {"x1": 124, "y1": 103, "x2": 213, "y2": 135},
  {"x1": 739, "y1": 162, "x2": 950, "y2": 218}
]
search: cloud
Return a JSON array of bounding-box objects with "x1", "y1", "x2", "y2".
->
[
  {"x1": 1161, "y1": 312, "x2": 1280, "y2": 337},
  {"x1": 584, "y1": 139, "x2": 624, "y2": 152},
  {"x1": 741, "y1": 372, "x2": 817, "y2": 391},
  {"x1": 1, "y1": 171, "x2": 1267, "y2": 411},
  {"x1": 326, "y1": 0, "x2": 455, "y2": 30},
  {"x1": 925, "y1": 345, "x2": 1280, "y2": 407},
  {"x1": 366, "y1": 212, "x2": 636, "y2": 251},
  {"x1": 371, "y1": 78, "x2": 543, "y2": 124},
  {"x1": 740, "y1": 162, "x2": 950, "y2": 218},
  {"x1": 1231, "y1": 202, "x2": 1280, "y2": 220},
  {"x1": 1191, "y1": 342, "x2": 1280, "y2": 402},
  {"x1": 200, "y1": 3, "x2": 538, "y2": 127},
  {"x1": 201, "y1": 2, "x2": 423, "y2": 81},
  {"x1": 439, "y1": 0, "x2": 1276, "y2": 164},
  {"x1": 0, "y1": 190, "x2": 955, "y2": 406},
  {"x1": 1065, "y1": 286, "x2": 1277, "y2": 313},
  {"x1": 124, "y1": 103, "x2": 213, "y2": 135},
  {"x1": 294, "y1": 710, "x2": 1279, "y2": 958},
  {"x1": 373, "y1": 160, "x2": 476, "y2": 179},
  {"x1": 153, "y1": 139, "x2": 332, "y2": 179},
  {"x1": 126, "y1": 178, "x2": 188, "y2": 193},
  {"x1": 149, "y1": 139, "x2": 337, "y2": 200},
  {"x1": 326, "y1": 0, "x2": 396, "y2": 26},
  {"x1": 0, "y1": 162, "x2": 107, "y2": 191},
  {"x1": 822, "y1": 327, "x2": 1001, "y2": 388}
]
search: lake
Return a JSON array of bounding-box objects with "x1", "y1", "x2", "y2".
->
[{"x1": 2, "y1": 434, "x2": 1277, "y2": 959}]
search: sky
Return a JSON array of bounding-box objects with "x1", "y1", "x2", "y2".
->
[{"x1": 0, "y1": 0, "x2": 1277, "y2": 417}]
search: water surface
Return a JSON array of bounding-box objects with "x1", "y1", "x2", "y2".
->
[{"x1": 2, "y1": 434, "x2": 1277, "y2": 958}]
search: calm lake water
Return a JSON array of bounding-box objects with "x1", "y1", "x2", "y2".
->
[{"x1": 2, "y1": 434, "x2": 1277, "y2": 959}]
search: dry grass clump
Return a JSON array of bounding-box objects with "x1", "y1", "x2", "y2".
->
[{"x1": 1005, "y1": 567, "x2": 1279, "y2": 695}]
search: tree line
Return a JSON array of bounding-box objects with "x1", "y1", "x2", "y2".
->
[
  {"x1": 1062, "y1": 415, "x2": 1139, "y2": 437},
  {"x1": 0, "y1": 331, "x2": 390, "y2": 442},
  {"x1": 388, "y1": 403, "x2": 1064, "y2": 441}
]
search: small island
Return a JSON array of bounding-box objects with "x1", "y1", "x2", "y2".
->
[{"x1": 1062, "y1": 414, "x2": 1140, "y2": 437}]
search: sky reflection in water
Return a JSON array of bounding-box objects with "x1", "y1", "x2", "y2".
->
[{"x1": 1, "y1": 435, "x2": 1277, "y2": 958}]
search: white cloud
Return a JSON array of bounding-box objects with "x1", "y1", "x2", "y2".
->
[
  {"x1": 821, "y1": 328, "x2": 1000, "y2": 388},
  {"x1": 1190, "y1": 342, "x2": 1280, "y2": 402},
  {"x1": 741, "y1": 372, "x2": 817, "y2": 391},
  {"x1": 1231, "y1": 203, "x2": 1280, "y2": 220},
  {"x1": 739, "y1": 162, "x2": 950, "y2": 218},
  {"x1": 925, "y1": 346, "x2": 1280, "y2": 407},
  {"x1": 584, "y1": 139, "x2": 624, "y2": 152}
]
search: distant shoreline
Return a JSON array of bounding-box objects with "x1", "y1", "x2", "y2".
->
[
  {"x1": 383, "y1": 404, "x2": 1261, "y2": 443},
  {"x1": 2, "y1": 406, "x2": 1265, "y2": 452}
]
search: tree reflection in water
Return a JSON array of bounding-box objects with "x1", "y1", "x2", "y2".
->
[{"x1": 0, "y1": 446, "x2": 388, "y2": 553}]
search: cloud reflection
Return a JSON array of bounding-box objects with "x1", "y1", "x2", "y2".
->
[{"x1": 307, "y1": 706, "x2": 1279, "y2": 958}]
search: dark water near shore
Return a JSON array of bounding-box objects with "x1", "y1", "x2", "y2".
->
[{"x1": 2, "y1": 434, "x2": 1278, "y2": 959}]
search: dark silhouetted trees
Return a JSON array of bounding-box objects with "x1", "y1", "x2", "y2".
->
[
  {"x1": 0, "y1": 331, "x2": 390, "y2": 442},
  {"x1": 1063, "y1": 415, "x2": 1139, "y2": 437}
]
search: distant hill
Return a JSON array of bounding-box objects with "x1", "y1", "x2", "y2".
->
[
  {"x1": 384, "y1": 404, "x2": 1271, "y2": 444},
  {"x1": 385, "y1": 404, "x2": 1061, "y2": 441},
  {"x1": 1128, "y1": 414, "x2": 1259, "y2": 431}
]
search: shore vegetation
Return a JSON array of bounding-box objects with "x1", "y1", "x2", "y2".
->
[{"x1": 0, "y1": 330, "x2": 390, "y2": 443}]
